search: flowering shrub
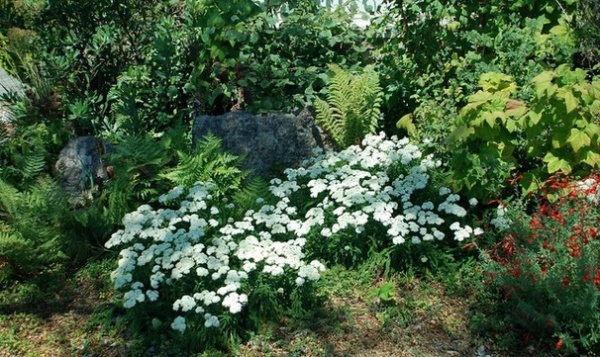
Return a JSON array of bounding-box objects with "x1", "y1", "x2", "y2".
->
[
  {"x1": 269, "y1": 132, "x2": 481, "y2": 266},
  {"x1": 105, "y1": 182, "x2": 324, "y2": 347},
  {"x1": 476, "y1": 173, "x2": 600, "y2": 354},
  {"x1": 105, "y1": 132, "x2": 480, "y2": 351}
]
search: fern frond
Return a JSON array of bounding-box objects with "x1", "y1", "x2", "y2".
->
[
  {"x1": 315, "y1": 64, "x2": 383, "y2": 148},
  {"x1": 20, "y1": 149, "x2": 46, "y2": 181},
  {"x1": 353, "y1": 66, "x2": 382, "y2": 137},
  {"x1": 315, "y1": 97, "x2": 344, "y2": 148},
  {"x1": 161, "y1": 133, "x2": 247, "y2": 197},
  {"x1": 0, "y1": 178, "x2": 21, "y2": 219},
  {"x1": 115, "y1": 135, "x2": 171, "y2": 171},
  {"x1": 233, "y1": 177, "x2": 270, "y2": 215}
]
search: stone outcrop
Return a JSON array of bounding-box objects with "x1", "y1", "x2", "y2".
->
[
  {"x1": 0, "y1": 66, "x2": 26, "y2": 140},
  {"x1": 192, "y1": 108, "x2": 333, "y2": 177},
  {"x1": 54, "y1": 137, "x2": 115, "y2": 205},
  {"x1": 0, "y1": 67, "x2": 27, "y2": 98}
]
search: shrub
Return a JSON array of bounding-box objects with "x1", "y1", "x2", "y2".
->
[
  {"x1": 448, "y1": 66, "x2": 600, "y2": 201},
  {"x1": 475, "y1": 173, "x2": 600, "y2": 354},
  {"x1": 105, "y1": 181, "x2": 325, "y2": 351},
  {"x1": 269, "y1": 132, "x2": 481, "y2": 268},
  {"x1": 105, "y1": 132, "x2": 482, "y2": 351},
  {"x1": 379, "y1": 0, "x2": 579, "y2": 146},
  {"x1": 0, "y1": 176, "x2": 85, "y2": 283}
]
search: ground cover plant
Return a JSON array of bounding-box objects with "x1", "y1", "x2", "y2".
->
[{"x1": 1, "y1": 0, "x2": 600, "y2": 356}]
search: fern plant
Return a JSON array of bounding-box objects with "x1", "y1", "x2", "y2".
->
[
  {"x1": 100, "y1": 134, "x2": 172, "y2": 223},
  {"x1": 161, "y1": 133, "x2": 248, "y2": 196},
  {"x1": 315, "y1": 64, "x2": 383, "y2": 148},
  {"x1": 0, "y1": 176, "x2": 76, "y2": 283}
]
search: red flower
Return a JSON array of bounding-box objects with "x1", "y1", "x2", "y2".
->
[
  {"x1": 542, "y1": 240, "x2": 550, "y2": 249},
  {"x1": 530, "y1": 216, "x2": 543, "y2": 230},
  {"x1": 508, "y1": 267, "x2": 521, "y2": 278},
  {"x1": 502, "y1": 237, "x2": 516, "y2": 257},
  {"x1": 556, "y1": 338, "x2": 563, "y2": 350},
  {"x1": 594, "y1": 268, "x2": 600, "y2": 286}
]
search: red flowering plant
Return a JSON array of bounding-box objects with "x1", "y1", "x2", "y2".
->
[{"x1": 473, "y1": 172, "x2": 600, "y2": 354}]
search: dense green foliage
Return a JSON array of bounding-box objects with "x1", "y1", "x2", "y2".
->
[
  {"x1": 448, "y1": 67, "x2": 600, "y2": 200},
  {"x1": 474, "y1": 175, "x2": 600, "y2": 353}
]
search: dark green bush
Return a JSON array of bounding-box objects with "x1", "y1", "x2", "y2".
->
[{"x1": 375, "y1": 0, "x2": 580, "y2": 147}]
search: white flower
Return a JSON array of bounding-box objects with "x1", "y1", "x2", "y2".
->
[
  {"x1": 490, "y1": 205, "x2": 512, "y2": 231},
  {"x1": 173, "y1": 295, "x2": 196, "y2": 312},
  {"x1": 204, "y1": 314, "x2": 220, "y2": 328},
  {"x1": 222, "y1": 292, "x2": 247, "y2": 314},
  {"x1": 171, "y1": 316, "x2": 186, "y2": 332},
  {"x1": 146, "y1": 290, "x2": 159, "y2": 301}
]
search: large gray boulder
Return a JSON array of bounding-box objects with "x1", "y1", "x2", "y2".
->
[
  {"x1": 192, "y1": 109, "x2": 333, "y2": 177},
  {"x1": 54, "y1": 137, "x2": 115, "y2": 205}
]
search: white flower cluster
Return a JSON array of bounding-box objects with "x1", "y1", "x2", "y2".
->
[
  {"x1": 272, "y1": 132, "x2": 481, "y2": 245},
  {"x1": 490, "y1": 204, "x2": 512, "y2": 231},
  {"x1": 576, "y1": 177, "x2": 600, "y2": 204},
  {"x1": 106, "y1": 133, "x2": 479, "y2": 334},
  {"x1": 105, "y1": 182, "x2": 325, "y2": 333}
]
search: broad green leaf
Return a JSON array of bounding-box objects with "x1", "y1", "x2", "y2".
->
[
  {"x1": 521, "y1": 172, "x2": 543, "y2": 196},
  {"x1": 580, "y1": 149, "x2": 600, "y2": 167},
  {"x1": 462, "y1": 101, "x2": 484, "y2": 112},
  {"x1": 550, "y1": 22, "x2": 570, "y2": 38},
  {"x1": 543, "y1": 153, "x2": 572, "y2": 173},
  {"x1": 479, "y1": 72, "x2": 516, "y2": 93},
  {"x1": 526, "y1": 111, "x2": 542, "y2": 126},
  {"x1": 532, "y1": 70, "x2": 554, "y2": 84},
  {"x1": 563, "y1": 91, "x2": 578, "y2": 114},
  {"x1": 449, "y1": 125, "x2": 473, "y2": 142},
  {"x1": 505, "y1": 118, "x2": 518, "y2": 133},
  {"x1": 483, "y1": 112, "x2": 498, "y2": 127},
  {"x1": 561, "y1": 67, "x2": 587, "y2": 84},
  {"x1": 584, "y1": 123, "x2": 600, "y2": 138},
  {"x1": 567, "y1": 128, "x2": 590, "y2": 152},
  {"x1": 468, "y1": 91, "x2": 494, "y2": 103},
  {"x1": 575, "y1": 119, "x2": 587, "y2": 129}
]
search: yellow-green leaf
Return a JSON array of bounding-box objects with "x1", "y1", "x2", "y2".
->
[
  {"x1": 567, "y1": 128, "x2": 591, "y2": 152},
  {"x1": 581, "y1": 150, "x2": 600, "y2": 167},
  {"x1": 396, "y1": 114, "x2": 417, "y2": 138},
  {"x1": 526, "y1": 111, "x2": 542, "y2": 126},
  {"x1": 564, "y1": 91, "x2": 579, "y2": 114},
  {"x1": 543, "y1": 153, "x2": 572, "y2": 173},
  {"x1": 532, "y1": 71, "x2": 554, "y2": 84},
  {"x1": 505, "y1": 118, "x2": 518, "y2": 133},
  {"x1": 468, "y1": 91, "x2": 494, "y2": 103},
  {"x1": 584, "y1": 123, "x2": 600, "y2": 138},
  {"x1": 449, "y1": 125, "x2": 473, "y2": 142}
]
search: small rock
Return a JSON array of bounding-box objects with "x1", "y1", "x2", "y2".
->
[{"x1": 54, "y1": 136, "x2": 115, "y2": 206}]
